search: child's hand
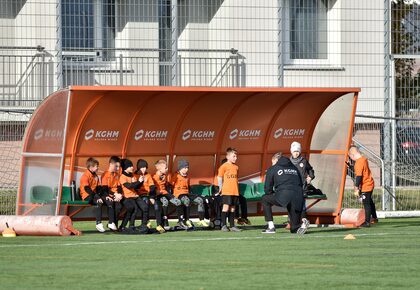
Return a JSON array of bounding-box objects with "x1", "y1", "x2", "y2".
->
[
  {"x1": 306, "y1": 176, "x2": 312, "y2": 184},
  {"x1": 138, "y1": 175, "x2": 144, "y2": 183},
  {"x1": 114, "y1": 193, "x2": 122, "y2": 202}
]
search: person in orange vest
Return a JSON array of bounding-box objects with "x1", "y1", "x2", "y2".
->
[
  {"x1": 171, "y1": 160, "x2": 209, "y2": 228},
  {"x1": 101, "y1": 156, "x2": 123, "y2": 231},
  {"x1": 152, "y1": 160, "x2": 187, "y2": 230},
  {"x1": 119, "y1": 159, "x2": 149, "y2": 232},
  {"x1": 79, "y1": 157, "x2": 115, "y2": 233},
  {"x1": 217, "y1": 147, "x2": 241, "y2": 232},
  {"x1": 134, "y1": 159, "x2": 165, "y2": 234},
  {"x1": 348, "y1": 146, "x2": 378, "y2": 227}
]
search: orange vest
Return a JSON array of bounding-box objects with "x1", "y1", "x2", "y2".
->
[
  {"x1": 79, "y1": 170, "x2": 100, "y2": 200},
  {"x1": 134, "y1": 172, "x2": 154, "y2": 195},
  {"x1": 119, "y1": 174, "x2": 138, "y2": 198},
  {"x1": 354, "y1": 156, "x2": 375, "y2": 192},
  {"x1": 217, "y1": 162, "x2": 239, "y2": 196},
  {"x1": 101, "y1": 170, "x2": 120, "y2": 195},
  {"x1": 152, "y1": 172, "x2": 168, "y2": 195},
  {"x1": 171, "y1": 172, "x2": 190, "y2": 198}
]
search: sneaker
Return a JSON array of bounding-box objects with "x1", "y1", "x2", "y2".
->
[
  {"x1": 177, "y1": 221, "x2": 188, "y2": 230},
  {"x1": 156, "y1": 225, "x2": 166, "y2": 234},
  {"x1": 221, "y1": 225, "x2": 230, "y2": 232},
  {"x1": 370, "y1": 218, "x2": 379, "y2": 224},
  {"x1": 107, "y1": 223, "x2": 117, "y2": 231},
  {"x1": 185, "y1": 220, "x2": 193, "y2": 228},
  {"x1": 360, "y1": 222, "x2": 370, "y2": 228},
  {"x1": 262, "y1": 227, "x2": 276, "y2": 234},
  {"x1": 230, "y1": 226, "x2": 242, "y2": 232},
  {"x1": 296, "y1": 226, "x2": 307, "y2": 235},
  {"x1": 237, "y1": 218, "x2": 246, "y2": 225},
  {"x1": 197, "y1": 220, "x2": 209, "y2": 227},
  {"x1": 301, "y1": 218, "x2": 310, "y2": 229},
  {"x1": 96, "y1": 223, "x2": 106, "y2": 233}
]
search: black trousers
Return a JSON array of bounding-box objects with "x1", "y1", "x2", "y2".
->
[
  {"x1": 133, "y1": 197, "x2": 149, "y2": 226},
  {"x1": 262, "y1": 193, "x2": 302, "y2": 233},
  {"x1": 120, "y1": 198, "x2": 137, "y2": 228},
  {"x1": 235, "y1": 194, "x2": 248, "y2": 219},
  {"x1": 89, "y1": 194, "x2": 115, "y2": 224},
  {"x1": 141, "y1": 196, "x2": 163, "y2": 226},
  {"x1": 361, "y1": 191, "x2": 377, "y2": 223}
]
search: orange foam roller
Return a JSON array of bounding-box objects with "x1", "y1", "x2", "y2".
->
[
  {"x1": 340, "y1": 208, "x2": 365, "y2": 227},
  {"x1": 0, "y1": 215, "x2": 81, "y2": 236}
]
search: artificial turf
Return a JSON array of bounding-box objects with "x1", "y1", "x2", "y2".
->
[{"x1": 1, "y1": 217, "x2": 420, "y2": 290}]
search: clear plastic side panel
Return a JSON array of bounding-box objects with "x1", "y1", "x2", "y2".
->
[
  {"x1": 18, "y1": 157, "x2": 62, "y2": 215},
  {"x1": 310, "y1": 93, "x2": 354, "y2": 151},
  {"x1": 306, "y1": 154, "x2": 346, "y2": 213},
  {"x1": 24, "y1": 90, "x2": 68, "y2": 153}
]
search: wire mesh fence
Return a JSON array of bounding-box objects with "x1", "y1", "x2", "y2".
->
[{"x1": 0, "y1": 1, "x2": 420, "y2": 214}]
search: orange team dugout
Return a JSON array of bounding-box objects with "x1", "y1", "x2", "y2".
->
[{"x1": 17, "y1": 86, "x2": 359, "y2": 224}]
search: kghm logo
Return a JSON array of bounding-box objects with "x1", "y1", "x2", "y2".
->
[
  {"x1": 85, "y1": 129, "x2": 119, "y2": 141},
  {"x1": 229, "y1": 129, "x2": 261, "y2": 140},
  {"x1": 277, "y1": 169, "x2": 297, "y2": 176},
  {"x1": 274, "y1": 128, "x2": 305, "y2": 139},
  {"x1": 34, "y1": 129, "x2": 44, "y2": 140},
  {"x1": 34, "y1": 129, "x2": 63, "y2": 140},
  {"x1": 182, "y1": 130, "x2": 192, "y2": 141},
  {"x1": 182, "y1": 129, "x2": 215, "y2": 141},
  {"x1": 134, "y1": 129, "x2": 168, "y2": 141}
]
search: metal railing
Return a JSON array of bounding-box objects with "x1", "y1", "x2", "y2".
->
[{"x1": 1, "y1": 47, "x2": 244, "y2": 109}]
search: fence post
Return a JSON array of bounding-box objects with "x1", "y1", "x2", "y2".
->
[
  {"x1": 119, "y1": 54, "x2": 123, "y2": 86},
  {"x1": 383, "y1": 0, "x2": 393, "y2": 211}
]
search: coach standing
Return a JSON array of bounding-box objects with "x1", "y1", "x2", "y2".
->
[
  {"x1": 348, "y1": 146, "x2": 378, "y2": 227},
  {"x1": 261, "y1": 153, "x2": 308, "y2": 234}
]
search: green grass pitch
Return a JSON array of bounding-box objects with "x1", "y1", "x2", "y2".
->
[{"x1": 1, "y1": 217, "x2": 420, "y2": 290}]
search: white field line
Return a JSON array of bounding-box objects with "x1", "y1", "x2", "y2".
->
[{"x1": 0, "y1": 231, "x2": 419, "y2": 249}]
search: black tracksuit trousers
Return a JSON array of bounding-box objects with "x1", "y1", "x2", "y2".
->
[{"x1": 262, "y1": 193, "x2": 302, "y2": 233}]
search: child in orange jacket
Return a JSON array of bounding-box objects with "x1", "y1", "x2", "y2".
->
[
  {"x1": 134, "y1": 159, "x2": 165, "y2": 233},
  {"x1": 152, "y1": 159, "x2": 187, "y2": 230},
  {"x1": 171, "y1": 160, "x2": 209, "y2": 228}
]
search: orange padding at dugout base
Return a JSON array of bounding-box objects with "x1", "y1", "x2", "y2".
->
[{"x1": 17, "y1": 86, "x2": 359, "y2": 222}]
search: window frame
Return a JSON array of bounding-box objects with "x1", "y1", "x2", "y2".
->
[{"x1": 284, "y1": 0, "x2": 341, "y2": 68}]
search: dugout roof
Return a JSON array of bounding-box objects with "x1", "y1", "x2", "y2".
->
[{"x1": 17, "y1": 86, "x2": 359, "y2": 220}]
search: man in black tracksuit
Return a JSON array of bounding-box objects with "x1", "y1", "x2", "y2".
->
[{"x1": 261, "y1": 154, "x2": 307, "y2": 234}]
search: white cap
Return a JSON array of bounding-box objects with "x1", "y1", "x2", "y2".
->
[{"x1": 290, "y1": 141, "x2": 302, "y2": 154}]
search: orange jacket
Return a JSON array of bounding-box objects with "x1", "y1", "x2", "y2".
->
[
  {"x1": 134, "y1": 172, "x2": 155, "y2": 195},
  {"x1": 101, "y1": 170, "x2": 120, "y2": 195},
  {"x1": 119, "y1": 173, "x2": 139, "y2": 199},
  {"x1": 171, "y1": 172, "x2": 190, "y2": 198},
  {"x1": 217, "y1": 162, "x2": 239, "y2": 196},
  {"x1": 152, "y1": 172, "x2": 169, "y2": 195},
  {"x1": 79, "y1": 170, "x2": 100, "y2": 200},
  {"x1": 354, "y1": 156, "x2": 374, "y2": 192}
]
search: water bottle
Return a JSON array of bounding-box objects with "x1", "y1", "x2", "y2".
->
[{"x1": 71, "y1": 180, "x2": 76, "y2": 201}]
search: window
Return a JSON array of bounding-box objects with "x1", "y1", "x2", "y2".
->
[
  {"x1": 290, "y1": 0, "x2": 328, "y2": 59},
  {"x1": 61, "y1": 0, "x2": 115, "y2": 59},
  {"x1": 285, "y1": 0, "x2": 340, "y2": 67}
]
